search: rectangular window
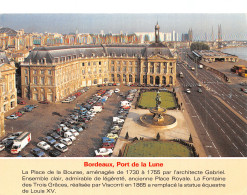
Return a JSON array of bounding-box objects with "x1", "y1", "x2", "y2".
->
[
  {"x1": 41, "y1": 70, "x2": 44, "y2": 74},
  {"x1": 25, "y1": 76, "x2": 28, "y2": 84},
  {"x1": 135, "y1": 67, "x2": 138, "y2": 72},
  {"x1": 123, "y1": 67, "x2": 126, "y2": 72},
  {"x1": 48, "y1": 77, "x2": 52, "y2": 85},
  {"x1": 129, "y1": 67, "x2": 133, "y2": 72},
  {"x1": 135, "y1": 61, "x2": 138, "y2": 65},
  {"x1": 9, "y1": 81, "x2": 12, "y2": 91},
  {"x1": 111, "y1": 66, "x2": 115, "y2": 72},
  {"x1": 129, "y1": 61, "x2": 132, "y2": 65},
  {"x1": 93, "y1": 62, "x2": 96, "y2": 65},
  {"x1": 33, "y1": 70, "x2": 37, "y2": 74},
  {"x1": 117, "y1": 66, "x2": 120, "y2": 72},
  {"x1": 48, "y1": 70, "x2": 52, "y2": 75},
  {"x1": 117, "y1": 61, "x2": 120, "y2": 65},
  {"x1": 41, "y1": 77, "x2": 45, "y2": 85},
  {"x1": 170, "y1": 62, "x2": 173, "y2": 66},
  {"x1": 88, "y1": 62, "x2": 90, "y2": 66},
  {"x1": 34, "y1": 76, "x2": 37, "y2": 84},
  {"x1": 82, "y1": 70, "x2": 85, "y2": 74},
  {"x1": 123, "y1": 61, "x2": 126, "y2": 65},
  {"x1": 25, "y1": 69, "x2": 28, "y2": 74},
  {"x1": 99, "y1": 61, "x2": 101, "y2": 65},
  {"x1": 82, "y1": 62, "x2": 85, "y2": 66},
  {"x1": 111, "y1": 61, "x2": 114, "y2": 64}
]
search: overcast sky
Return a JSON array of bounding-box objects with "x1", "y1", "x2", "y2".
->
[{"x1": 0, "y1": 13, "x2": 246, "y2": 40}]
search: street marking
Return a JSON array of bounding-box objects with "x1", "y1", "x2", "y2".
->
[
  {"x1": 240, "y1": 152, "x2": 245, "y2": 157},
  {"x1": 238, "y1": 136, "x2": 244, "y2": 143},
  {"x1": 232, "y1": 143, "x2": 238, "y2": 149},
  {"x1": 239, "y1": 111, "x2": 242, "y2": 115}
]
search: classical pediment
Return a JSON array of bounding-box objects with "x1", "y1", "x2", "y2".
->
[
  {"x1": 147, "y1": 54, "x2": 171, "y2": 60},
  {"x1": 0, "y1": 63, "x2": 16, "y2": 72}
]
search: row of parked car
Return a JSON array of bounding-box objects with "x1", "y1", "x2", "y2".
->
[
  {"x1": 94, "y1": 89, "x2": 137, "y2": 157},
  {"x1": 29, "y1": 87, "x2": 118, "y2": 157},
  {"x1": 6, "y1": 104, "x2": 38, "y2": 120},
  {"x1": 61, "y1": 87, "x2": 89, "y2": 103},
  {"x1": 27, "y1": 87, "x2": 93, "y2": 157}
]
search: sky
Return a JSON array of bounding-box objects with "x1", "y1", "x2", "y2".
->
[{"x1": 0, "y1": 13, "x2": 246, "y2": 41}]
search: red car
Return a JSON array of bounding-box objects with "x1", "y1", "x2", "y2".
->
[
  {"x1": 101, "y1": 143, "x2": 115, "y2": 149},
  {"x1": 14, "y1": 112, "x2": 23, "y2": 117},
  {"x1": 113, "y1": 83, "x2": 117, "y2": 86},
  {"x1": 39, "y1": 100, "x2": 49, "y2": 104},
  {"x1": 17, "y1": 99, "x2": 26, "y2": 105}
]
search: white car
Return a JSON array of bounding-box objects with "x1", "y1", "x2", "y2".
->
[
  {"x1": 114, "y1": 88, "x2": 120, "y2": 93},
  {"x1": 197, "y1": 83, "x2": 202, "y2": 87},
  {"x1": 62, "y1": 99, "x2": 72, "y2": 103},
  {"x1": 54, "y1": 143, "x2": 68, "y2": 152},
  {"x1": 60, "y1": 138, "x2": 72, "y2": 146},
  {"x1": 95, "y1": 148, "x2": 113, "y2": 156},
  {"x1": 6, "y1": 115, "x2": 18, "y2": 120},
  {"x1": 37, "y1": 141, "x2": 51, "y2": 150},
  {"x1": 186, "y1": 89, "x2": 191, "y2": 94},
  {"x1": 0, "y1": 145, "x2": 5, "y2": 152},
  {"x1": 69, "y1": 129, "x2": 79, "y2": 137}
]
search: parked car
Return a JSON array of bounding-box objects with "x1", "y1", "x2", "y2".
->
[
  {"x1": 54, "y1": 143, "x2": 68, "y2": 152},
  {"x1": 60, "y1": 138, "x2": 72, "y2": 146},
  {"x1": 39, "y1": 100, "x2": 49, "y2": 104},
  {"x1": 1, "y1": 140, "x2": 13, "y2": 148},
  {"x1": 101, "y1": 142, "x2": 115, "y2": 149},
  {"x1": 186, "y1": 89, "x2": 191, "y2": 94},
  {"x1": 49, "y1": 149, "x2": 61, "y2": 157},
  {"x1": 47, "y1": 132, "x2": 60, "y2": 140},
  {"x1": 240, "y1": 88, "x2": 247, "y2": 93},
  {"x1": 17, "y1": 99, "x2": 26, "y2": 105},
  {"x1": 14, "y1": 112, "x2": 23, "y2": 117},
  {"x1": 62, "y1": 99, "x2": 72, "y2": 103},
  {"x1": 95, "y1": 148, "x2": 113, "y2": 156},
  {"x1": 0, "y1": 144, "x2": 5, "y2": 151},
  {"x1": 106, "y1": 133, "x2": 119, "y2": 140},
  {"x1": 198, "y1": 88, "x2": 202, "y2": 93},
  {"x1": 9, "y1": 132, "x2": 23, "y2": 137},
  {"x1": 69, "y1": 129, "x2": 79, "y2": 137},
  {"x1": 102, "y1": 137, "x2": 115, "y2": 144},
  {"x1": 37, "y1": 141, "x2": 51, "y2": 150},
  {"x1": 114, "y1": 88, "x2": 120, "y2": 93},
  {"x1": 30, "y1": 147, "x2": 45, "y2": 157},
  {"x1": 6, "y1": 115, "x2": 18, "y2": 120},
  {"x1": 43, "y1": 136, "x2": 56, "y2": 145}
]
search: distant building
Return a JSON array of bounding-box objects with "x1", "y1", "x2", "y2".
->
[
  {"x1": 164, "y1": 33, "x2": 172, "y2": 41},
  {"x1": 182, "y1": 33, "x2": 189, "y2": 42},
  {"x1": 21, "y1": 24, "x2": 177, "y2": 102}
]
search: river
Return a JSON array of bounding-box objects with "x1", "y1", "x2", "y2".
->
[{"x1": 222, "y1": 46, "x2": 247, "y2": 61}]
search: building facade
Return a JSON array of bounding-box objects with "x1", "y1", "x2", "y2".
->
[
  {"x1": 21, "y1": 24, "x2": 177, "y2": 102},
  {"x1": 0, "y1": 51, "x2": 17, "y2": 137}
]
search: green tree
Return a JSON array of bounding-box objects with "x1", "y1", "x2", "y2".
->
[{"x1": 190, "y1": 42, "x2": 209, "y2": 51}]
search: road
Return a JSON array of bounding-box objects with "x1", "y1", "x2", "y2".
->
[{"x1": 177, "y1": 50, "x2": 247, "y2": 157}]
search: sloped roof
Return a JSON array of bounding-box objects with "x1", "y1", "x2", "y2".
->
[
  {"x1": 0, "y1": 51, "x2": 10, "y2": 64},
  {"x1": 0, "y1": 27, "x2": 17, "y2": 36},
  {"x1": 25, "y1": 42, "x2": 174, "y2": 64}
]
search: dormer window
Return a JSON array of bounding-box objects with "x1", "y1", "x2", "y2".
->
[{"x1": 92, "y1": 53, "x2": 95, "y2": 57}]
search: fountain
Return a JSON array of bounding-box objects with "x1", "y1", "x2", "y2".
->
[{"x1": 140, "y1": 91, "x2": 177, "y2": 129}]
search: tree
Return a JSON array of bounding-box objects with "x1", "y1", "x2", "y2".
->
[
  {"x1": 125, "y1": 132, "x2": 129, "y2": 139},
  {"x1": 189, "y1": 134, "x2": 193, "y2": 143},
  {"x1": 190, "y1": 42, "x2": 210, "y2": 51},
  {"x1": 156, "y1": 133, "x2": 160, "y2": 141}
]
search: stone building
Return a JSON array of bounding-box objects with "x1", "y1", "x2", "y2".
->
[
  {"x1": 0, "y1": 51, "x2": 17, "y2": 136},
  {"x1": 21, "y1": 24, "x2": 177, "y2": 102}
]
